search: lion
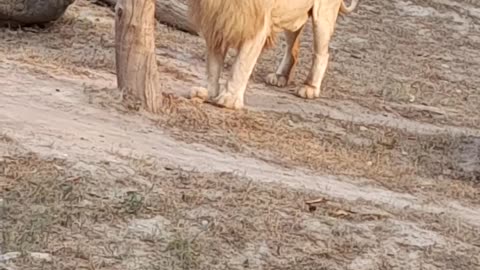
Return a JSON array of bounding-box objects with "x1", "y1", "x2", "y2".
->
[{"x1": 189, "y1": 0, "x2": 359, "y2": 109}]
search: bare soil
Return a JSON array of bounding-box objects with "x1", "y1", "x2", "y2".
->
[{"x1": 1, "y1": 0, "x2": 480, "y2": 269}]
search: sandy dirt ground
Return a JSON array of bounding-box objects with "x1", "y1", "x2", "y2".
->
[{"x1": 1, "y1": 0, "x2": 480, "y2": 269}]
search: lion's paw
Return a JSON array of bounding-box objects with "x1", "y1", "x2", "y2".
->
[
  {"x1": 214, "y1": 91, "x2": 244, "y2": 110},
  {"x1": 190, "y1": 87, "x2": 209, "y2": 103},
  {"x1": 296, "y1": 85, "x2": 320, "y2": 99},
  {"x1": 265, "y1": 73, "x2": 288, "y2": 87}
]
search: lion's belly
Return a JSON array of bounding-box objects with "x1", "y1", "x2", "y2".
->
[{"x1": 271, "y1": 0, "x2": 314, "y2": 32}]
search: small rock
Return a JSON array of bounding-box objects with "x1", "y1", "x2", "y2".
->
[{"x1": 408, "y1": 94, "x2": 416, "y2": 103}]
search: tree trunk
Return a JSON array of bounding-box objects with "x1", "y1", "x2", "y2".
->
[
  {"x1": 115, "y1": 0, "x2": 162, "y2": 113},
  {"x1": 100, "y1": 0, "x2": 196, "y2": 35}
]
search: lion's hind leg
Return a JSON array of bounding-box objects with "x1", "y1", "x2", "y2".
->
[
  {"x1": 297, "y1": 1, "x2": 341, "y2": 99},
  {"x1": 265, "y1": 27, "x2": 304, "y2": 88}
]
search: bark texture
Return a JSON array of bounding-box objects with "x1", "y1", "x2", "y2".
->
[
  {"x1": 0, "y1": 0, "x2": 74, "y2": 26},
  {"x1": 115, "y1": 0, "x2": 162, "y2": 113}
]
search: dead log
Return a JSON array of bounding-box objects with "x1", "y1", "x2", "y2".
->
[
  {"x1": 98, "y1": 0, "x2": 196, "y2": 35},
  {"x1": 115, "y1": 0, "x2": 162, "y2": 113},
  {"x1": 0, "y1": 0, "x2": 75, "y2": 26}
]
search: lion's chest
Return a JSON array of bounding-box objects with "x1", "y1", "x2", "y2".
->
[{"x1": 271, "y1": 0, "x2": 314, "y2": 32}]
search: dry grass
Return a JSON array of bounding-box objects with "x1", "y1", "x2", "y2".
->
[
  {"x1": 2, "y1": 0, "x2": 477, "y2": 204},
  {"x1": 0, "y1": 0, "x2": 204, "y2": 79},
  {"x1": 1, "y1": 0, "x2": 479, "y2": 129},
  {"x1": 1, "y1": 149, "x2": 479, "y2": 269},
  {"x1": 85, "y1": 87, "x2": 480, "y2": 206},
  {"x1": 2, "y1": 0, "x2": 480, "y2": 269}
]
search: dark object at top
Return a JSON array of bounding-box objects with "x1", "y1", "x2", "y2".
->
[{"x1": 0, "y1": 0, "x2": 75, "y2": 26}]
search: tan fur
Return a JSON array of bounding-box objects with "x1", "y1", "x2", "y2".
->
[
  {"x1": 189, "y1": 0, "x2": 359, "y2": 109},
  {"x1": 189, "y1": 0, "x2": 275, "y2": 51}
]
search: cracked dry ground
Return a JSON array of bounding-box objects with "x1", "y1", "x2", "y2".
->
[{"x1": 1, "y1": 0, "x2": 480, "y2": 269}]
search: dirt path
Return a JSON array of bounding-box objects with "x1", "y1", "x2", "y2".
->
[{"x1": 1, "y1": 0, "x2": 480, "y2": 269}]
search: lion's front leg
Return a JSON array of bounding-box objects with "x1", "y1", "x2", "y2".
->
[
  {"x1": 214, "y1": 26, "x2": 269, "y2": 110},
  {"x1": 297, "y1": 2, "x2": 340, "y2": 99},
  {"x1": 266, "y1": 28, "x2": 304, "y2": 88},
  {"x1": 191, "y1": 48, "x2": 226, "y2": 102}
]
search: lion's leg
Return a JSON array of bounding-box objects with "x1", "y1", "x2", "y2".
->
[
  {"x1": 191, "y1": 48, "x2": 226, "y2": 101},
  {"x1": 206, "y1": 48, "x2": 227, "y2": 98},
  {"x1": 214, "y1": 27, "x2": 268, "y2": 109},
  {"x1": 265, "y1": 28, "x2": 304, "y2": 88},
  {"x1": 297, "y1": 3, "x2": 340, "y2": 99}
]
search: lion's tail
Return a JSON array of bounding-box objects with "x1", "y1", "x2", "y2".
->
[
  {"x1": 340, "y1": 0, "x2": 359, "y2": 14},
  {"x1": 188, "y1": 0, "x2": 270, "y2": 51}
]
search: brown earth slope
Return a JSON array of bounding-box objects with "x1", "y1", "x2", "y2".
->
[{"x1": 1, "y1": 0, "x2": 479, "y2": 269}]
